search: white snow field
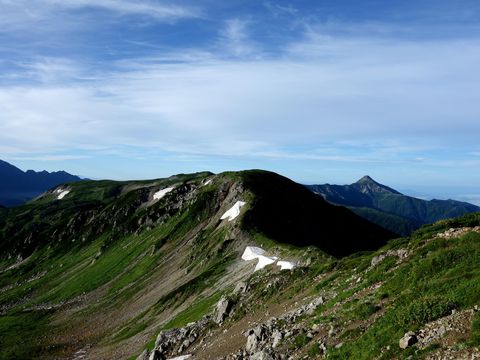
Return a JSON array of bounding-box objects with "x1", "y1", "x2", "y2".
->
[
  {"x1": 203, "y1": 178, "x2": 213, "y2": 186},
  {"x1": 153, "y1": 187, "x2": 175, "y2": 200},
  {"x1": 277, "y1": 260, "x2": 296, "y2": 270},
  {"x1": 242, "y1": 246, "x2": 296, "y2": 272},
  {"x1": 56, "y1": 189, "x2": 70, "y2": 200},
  {"x1": 220, "y1": 201, "x2": 246, "y2": 221}
]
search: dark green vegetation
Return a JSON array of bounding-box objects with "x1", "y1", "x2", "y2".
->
[
  {"x1": 0, "y1": 169, "x2": 396, "y2": 359},
  {"x1": 0, "y1": 159, "x2": 82, "y2": 207},
  {"x1": 306, "y1": 175, "x2": 480, "y2": 235}
]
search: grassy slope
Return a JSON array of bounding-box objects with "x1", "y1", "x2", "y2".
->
[
  {"x1": 2, "y1": 170, "x2": 477, "y2": 360},
  {"x1": 0, "y1": 172, "x2": 225, "y2": 359},
  {"x1": 210, "y1": 211, "x2": 480, "y2": 359}
]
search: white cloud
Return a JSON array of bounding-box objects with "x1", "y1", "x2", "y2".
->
[
  {"x1": 220, "y1": 18, "x2": 259, "y2": 57},
  {"x1": 1, "y1": 28, "x2": 480, "y2": 162},
  {"x1": 45, "y1": 0, "x2": 199, "y2": 20},
  {"x1": 0, "y1": 0, "x2": 199, "y2": 32}
]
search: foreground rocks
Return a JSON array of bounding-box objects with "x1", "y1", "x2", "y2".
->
[
  {"x1": 214, "y1": 296, "x2": 234, "y2": 324},
  {"x1": 399, "y1": 331, "x2": 417, "y2": 349},
  {"x1": 137, "y1": 316, "x2": 210, "y2": 360}
]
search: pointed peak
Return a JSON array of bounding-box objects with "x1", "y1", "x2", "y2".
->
[
  {"x1": 356, "y1": 175, "x2": 377, "y2": 184},
  {"x1": 354, "y1": 176, "x2": 402, "y2": 195}
]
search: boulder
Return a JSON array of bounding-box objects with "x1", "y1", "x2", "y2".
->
[
  {"x1": 250, "y1": 349, "x2": 275, "y2": 360},
  {"x1": 136, "y1": 350, "x2": 149, "y2": 360},
  {"x1": 246, "y1": 333, "x2": 259, "y2": 353},
  {"x1": 272, "y1": 330, "x2": 283, "y2": 348},
  {"x1": 371, "y1": 254, "x2": 386, "y2": 267},
  {"x1": 399, "y1": 331, "x2": 417, "y2": 349},
  {"x1": 148, "y1": 350, "x2": 165, "y2": 360},
  {"x1": 234, "y1": 281, "x2": 249, "y2": 294},
  {"x1": 214, "y1": 296, "x2": 233, "y2": 324}
]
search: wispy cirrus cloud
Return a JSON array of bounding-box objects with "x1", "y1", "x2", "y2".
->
[
  {"x1": 2, "y1": 30, "x2": 480, "y2": 161},
  {"x1": 0, "y1": 0, "x2": 199, "y2": 26},
  {"x1": 219, "y1": 18, "x2": 259, "y2": 58}
]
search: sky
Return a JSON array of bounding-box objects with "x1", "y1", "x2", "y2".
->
[{"x1": 1, "y1": 0, "x2": 480, "y2": 204}]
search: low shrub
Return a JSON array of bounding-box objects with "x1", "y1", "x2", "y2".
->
[{"x1": 398, "y1": 295, "x2": 456, "y2": 326}]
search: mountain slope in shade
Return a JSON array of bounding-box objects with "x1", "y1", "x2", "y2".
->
[
  {"x1": 306, "y1": 176, "x2": 480, "y2": 235},
  {"x1": 0, "y1": 159, "x2": 82, "y2": 207}
]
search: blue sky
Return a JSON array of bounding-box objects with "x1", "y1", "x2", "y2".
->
[{"x1": 1, "y1": 0, "x2": 480, "y2": 204}]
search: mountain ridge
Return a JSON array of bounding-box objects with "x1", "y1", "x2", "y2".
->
[
  {"x1": 306, "y1": 176, "x2": 480, "y2": 235},
  {"x1": 0, "y1": 159, "x2": 82, "y2": 207},
  {"x1": 0, "y1": 169, "x2": 396, "y2": 359},
  {"x1": 0, "y1": 169, "x2": 479, "y2": 360}
]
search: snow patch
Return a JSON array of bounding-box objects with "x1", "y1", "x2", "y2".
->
[
  {"x1": 277, "y1": 260, "x2": 296, "y2": 270},
  {"x1": 168, "y1": 356, "x2": 192, "y2": 360},
  {"x1": 56, "y1": 190, "x2": 70, "y2": 200},
  {"x1": 153, "y1": 187, "x2": 175, "y2": 200},
  {"x1": 220, "y1": 201, "x2": 246, "y2": 221},
  {"x1": 241, "y1": 246, "x2": 296, "y2": 272},
  {"x1": 203, "y1": 178, "x2": 213, "y2": 186}
]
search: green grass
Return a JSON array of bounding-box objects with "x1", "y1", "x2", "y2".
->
[
  {"x1": 0, "y1": 310, "x2": 51, "y2": 360},
  {"x1": 469, "y1": 311, "x2": 480, "y2": 346},
  {"x1": 162, "y1": 292, "x2": 222, "y2": 330},
  {"x1": 328, "y1": 230, "x2": 480, "y2": 360}
]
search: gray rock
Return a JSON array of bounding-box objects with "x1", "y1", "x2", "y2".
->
[
  {"x1": 371, "y1": 254, "x2": 386, "y2": 267},
  {"x1": 148, "y1": 350, "x2": 165, "y2": 360},
  {"x1": 246, "y1": 333, "x2": 259, "y2": 353},
  {"x1": 250, "y1": 349, "x2": 275, "y2": 360},
  {"x1": 136, "y1": 349, "x2": 149, "y2": 360},
  {"x1": 272, "y1": 330, "x2": 283, "y2": 348},
  {"x1": 234, "y1": 281, "x2": 249, "y2": 294},
  {"x1": 214, "y1": 296, "x2": 233, "y2": 324},
  {"x1": 399, "y1": 331, "x2": 417, "y2": 349}
]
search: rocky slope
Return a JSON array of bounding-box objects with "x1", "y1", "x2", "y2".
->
[
  {"x1": 0, "y1": 170, "x2": 395, "y2": 360},
  {"x1": 306, "y1": 176, "x2": 480, "y2": 235},
  {"x1": 0, "y1": 159, "x2": 82, "y2": 207},
  {"x1": 138, "y1": 213, "x2": 480, "y2": 360},
  {"x1": 1, "y1": 170, "x2": 479, "y2": 360}
]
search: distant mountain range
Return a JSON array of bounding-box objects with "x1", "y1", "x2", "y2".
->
[
  {"x1": 0, "y1": 159, "x2": 82, "y2": 207},
  {"x1": 306, "y1": 175, "x2": 480, "y2": 235}
]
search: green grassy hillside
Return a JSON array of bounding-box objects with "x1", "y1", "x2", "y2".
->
[{"x1": 0, "y1": 170, "x2": 395, "y2": 359}]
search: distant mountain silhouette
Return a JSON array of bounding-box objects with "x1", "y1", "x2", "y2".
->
[
  {"x1": 307, "y1": 176, "x2": 480, "y2": 235},
  {"x1": 0, "y1": 159, "x2": 82, "y2": 207}
]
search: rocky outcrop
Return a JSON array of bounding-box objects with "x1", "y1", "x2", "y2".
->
[
  {"x1": 399, "y1": 331, "x2": 417, "y2": 349},
  {"x1": 435, "y1": 226, "x2": 480, "y2": 240},
  {"x1": 142, "y1": 316, "x2": 211, "y2": 360},
  {"x1": 417, "y1": 309, "x2": 476, "y2": 349},
  {"x1": 370, "y1": 248, "x2": 409, "y2": 267},
  {"x1": 239, "y1": 296, "x2": 325, "y2": 356},
  {"x1": 214, "y1": 296, "x2": 234, "y2": 324}
]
